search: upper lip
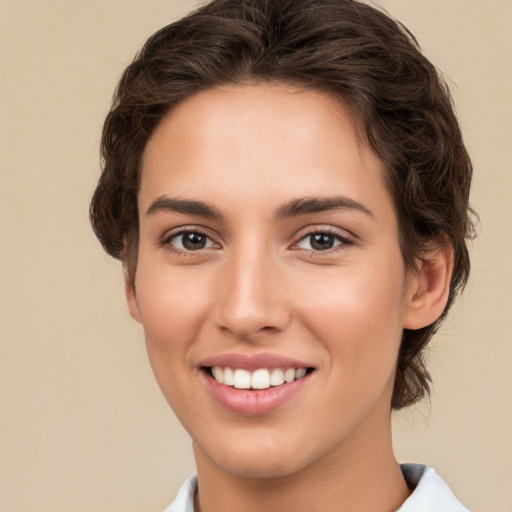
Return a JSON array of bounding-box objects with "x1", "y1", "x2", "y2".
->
[{"x1": 199, "y1": 352, "x2": 314, "y2": 371}]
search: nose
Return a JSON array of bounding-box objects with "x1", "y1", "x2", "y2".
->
[{"x1": 213, "y1": 246, "x2": 290, "y2": 341}]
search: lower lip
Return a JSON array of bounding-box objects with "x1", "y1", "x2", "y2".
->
[{"x1": 201, "y1": 371, "x2": 313, "y2": 416}]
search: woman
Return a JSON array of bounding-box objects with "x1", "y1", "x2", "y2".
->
[{"x1": 90, "y1": 0, "x2": 474, "y2": 510}]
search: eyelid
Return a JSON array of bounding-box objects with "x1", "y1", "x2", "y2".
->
[
  {"x1": 290, "y1": 225, "x2": 356, "y2": 251},
  {"x1": 159, "y1": 224, "x2": 356, "y2": 254},
  {"x1": 160, "y1": 226, "x2": 222, "y2": 252}
]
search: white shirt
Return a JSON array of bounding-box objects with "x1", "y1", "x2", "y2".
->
[{"x1": 164, "y1": 463, "x2": 469, "y2": 512}]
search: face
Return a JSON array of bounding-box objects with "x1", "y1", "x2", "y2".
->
[{"x1": 128, "y1": 83, "x2": 419, "y2": 479}]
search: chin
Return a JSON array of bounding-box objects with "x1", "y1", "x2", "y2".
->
[
  {"x1": 214, "y1": 453, "x2": 306, "y2": 480},
  {"x1": 193, "y1": 432, "x2": 321, "y2": 480}
]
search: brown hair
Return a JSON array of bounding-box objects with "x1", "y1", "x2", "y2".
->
[{"x1": 90, "y1": 0, "x2": 475, "y2": 409}]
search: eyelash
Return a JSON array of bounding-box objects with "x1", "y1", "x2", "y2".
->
[
  {"x1": 161, "y1": 228, "x2": 216, "y2": 256},
  {"x1": 160, "y1": 227, "x2": 355, "y2": 256},
  {"x1": 292, "y1": 228, "x2": 355, "y2": 254}
]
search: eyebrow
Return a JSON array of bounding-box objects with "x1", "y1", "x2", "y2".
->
[
  {"x1": 146, "y1": 196, "x2": 224, "y2": 219},
  {"x1": 145, "y1": 195, "x2": 373, "y2": 221},
  {"x1": 275, "y1": 196, "x2": 374, "y2": 220}
]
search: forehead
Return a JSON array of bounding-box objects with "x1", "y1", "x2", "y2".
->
[{"x1": 139, "y1": 83, "x2": 393, "y2": 223}]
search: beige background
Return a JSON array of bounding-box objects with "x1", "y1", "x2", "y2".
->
[{"x1": 0, "y1": 0, "x2": 510, "y2": 511}]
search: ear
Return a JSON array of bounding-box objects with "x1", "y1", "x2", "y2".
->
[
  {"x1": 125, "y1": 277, "x2": 142, "y2": 324},
  {"x1": 402, "y1": 242, "x2": 454, "y2": 330}
]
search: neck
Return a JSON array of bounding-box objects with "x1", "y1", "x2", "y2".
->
[{"x1": 193, "y1": 402, "x2": 410, "y2": 512}]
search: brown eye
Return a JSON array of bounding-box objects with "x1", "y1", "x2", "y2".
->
[
  {"x1": 309, "y1": 233, "x2": 336, "y2": 250},
  {"x1": 183, "y1": 232, "x2": 207, "y2": 250},
  {"x1": 169, "y1": 231, "x2": 215, "y2": 251},
  {"x1": 295, "y1": 231, "x2": 351, "y2": 252}
]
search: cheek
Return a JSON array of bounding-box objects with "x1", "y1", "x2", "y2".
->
[
  {"x1": 134, "y1": 267, "x2": 215, "y2": 418},
  {"x1": 134, "y1": 265, "x2": 212, "y2": 367},
  {"x1": 294, "y1": 254, "x2": 406, "y2": 371}
]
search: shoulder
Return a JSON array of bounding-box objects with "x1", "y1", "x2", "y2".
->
[{"x1": 398, "y1": 463, "x2": 469, "y2": 512}]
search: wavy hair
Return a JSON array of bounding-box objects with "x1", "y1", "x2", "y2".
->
[{"x1": 90, "y1": 0, "x2": 475, "y2": 409}]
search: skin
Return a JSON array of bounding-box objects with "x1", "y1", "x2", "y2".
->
[{"x1": 126, "y1": 83, "x2": 452, "y2": 512}]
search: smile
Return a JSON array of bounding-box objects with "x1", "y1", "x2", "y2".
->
[
  {"x1": 207, "y1": 366, "x2": 310, "y2": 390},
  {"x1": 199, "y1": 354, "x2": 316, "y2": 415}
]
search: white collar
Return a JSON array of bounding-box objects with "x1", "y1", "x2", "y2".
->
[
  {"x1": 165, "y1": 474, "x2": 197, "y2": 512},
  {"x1": 165, "y1": 464, "x2": 469, "y2": 512},
  {"x1": 398, "y1": 463, "x2": 469, "y2": 511}
]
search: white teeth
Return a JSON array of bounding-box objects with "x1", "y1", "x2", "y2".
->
[
  {"x1": 223, "y1": 367, "x2": 235, "y2": 386},
  {"x1": 295, "y1": 368, "x2": 307, "y2": 379},
  {"x1": 233, "y1": 369, "x2": 251, "y2": 389},
  {"x1": 212, "y1": 366, "x2": 224, "y2": 384},
  {"x1": 269, "y1": 368, "x2": 285, "y2": 386},
  {"x1": 251, "y1": 369, "x2": 270, "y2": 389},
  {"x1": 210, "y1": 366, "x2": 309, "y2": 389},
  {"x1": 284, "y1": 368, "x2": 295, "y2": 383}
]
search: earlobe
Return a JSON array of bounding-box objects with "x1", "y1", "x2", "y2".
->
[
  {"x1": 403, "y1": 243, "x2": 454, "y2": 330},
  {"x1": 125, "y1": 278, "x2": 142, "y2": 323}
]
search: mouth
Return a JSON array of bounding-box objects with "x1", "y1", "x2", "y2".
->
[
  {"x1": 198, "y1": 353, "x2": 316, "y2": 415},
  {"x1": 202, "y1": 366, "x2": 315, "y2": 390}
]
